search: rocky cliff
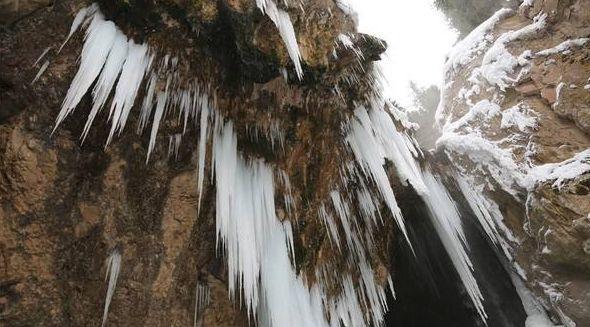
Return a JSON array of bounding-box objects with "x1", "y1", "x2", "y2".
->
[
  {"x1": 0, "y1": 0, "x2": 403, "y2": 325},
  {"x1": 436, "y1": 0, "x2": 590, "y2": 325},
  {"x1": 1, "y1": 0, "x2": 589, "y2": 326}
]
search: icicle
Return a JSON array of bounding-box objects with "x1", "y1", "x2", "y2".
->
[
  {"x1": 193, "y1": 282, "x2": 210, "y2": 327},
  {"x1": 168, "y1": 133, "x2": 182, "y2": 160},
  {"x1": 319, "y1": 204, "x2": 340, "y2": 249},
  {"x1": 420, "y1": 170, "x2": 487, "y2": 322},
  {"x1": 58, "y1": 4, "x2": 98, "y2": 53},
  {"x1": 367, "y1": 108, "x2": 428, "y2": 195},
  {"x1": 54, "y1": 13, "x2": 118, "y2": 133},
  {"x1": 102, "y1": 250, "x2": 122, "y2": 327},
  {"x1": 345, "y1": 106, "x2": 412, "y2": 247},
  {"x1": 106, "y1": 39, "x2": 150, "y2": 146},
  {"x1": 213, "y1": 120, "x2": 329, "y2": 326},
  {"x1": 33, "y1": 47, "x2": 52, "y2": 67},
  {"x1": 256, "y1": 0, "x2": 303, "y2": 79},
  {"x1": 196, "y1": 101, "x2": 210, "y2": 213},
  {"x1": 81, "y1": 32, "x2": 129, "y2": 142},
  {"x1": 146, "y1": 88, "x2": 169, "y2": 162},
  {"x1": 138, "y1": 73, "x2": 157, "y2": 133},
  {"x1": 31, "y1": 60, "x2": 49, "y2": 84}
]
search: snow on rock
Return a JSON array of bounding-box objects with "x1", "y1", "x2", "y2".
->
[
  {"x1": 444, "y1": 8, "x2": 515, "y2": 77},
  {"x1": 437, "y1": 128, "x2": 525, "y2": 197},
  {"x1": 536, "y1": 38, "x2": 590, "y2": 57},
  {"x1": 443, "y1": 99, "x2": 502, "y2": 133},
  {"x1": 437, "y1": 10, "x2": 547, "y2": 126},
  {"x1": 510, "y1": 272, "x2": 556, "y2": 327},
  {"x1": 500, "y1": 103, "x2": 538, "y2": 132},
  {"x1": 552, "y1": 82, "x2": 565, "y2": 109},
  {"x1": 436, "y1": 8, "x2": 514, "y2": 125},
  {"x1": 469, "y1": 13, "x2": 547, "y2": 91},
  {"x1": 436, "y1": 1, "x2": 590, "y2": 324},
  {"x1": 526, "y1": 149, "x2": 590, "y2": 190},
  {"x1": 520, "y1": 0, "x2": 535, "y2": 9}
]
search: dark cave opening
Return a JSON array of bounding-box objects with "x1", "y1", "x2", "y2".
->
[{"x1": 384, "y1": 186, "x2": 527, "y2": 327}]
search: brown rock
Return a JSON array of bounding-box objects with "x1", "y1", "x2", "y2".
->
[
  {"x1": 515, "y1": 82, "x2": 540, "y2": 96},
  {"x1": 541, "y1": 86, "x2": 557, "y2": 104}
]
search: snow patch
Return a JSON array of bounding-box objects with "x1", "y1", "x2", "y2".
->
[
  {"x1": 469, "y1": 13, "x2": 547, "y2": 90},
  {"x1": 536, "y1": 38, "x2": 590, "y2": 57},
  {"x1": 501, "y1": 103, "x2": 538, "y2": 132},
  {"x1": 527, "y1": 149, "x2": 590, "y2": 190},
  {"x1": 444, "y1": 8, "x2": 514, "y2": 77}
]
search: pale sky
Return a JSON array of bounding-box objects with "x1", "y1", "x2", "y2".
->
[{"x1": 347, "y1": 0, "x2": 458, "y2": 108}]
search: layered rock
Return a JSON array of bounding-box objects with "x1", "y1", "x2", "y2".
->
[{"x1": 436, "y1": 0, "x2": 590, "y2": 325}]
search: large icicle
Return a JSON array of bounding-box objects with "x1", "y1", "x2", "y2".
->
[
  {"x1": 421, "y1": 170, "x2": 487, "y2": 321},
  {"x1": 106, "y1": 39, "x2": 150, "y2": 146},
  {"x1": 58, "y1": 3, "x2": 99, "y2": 53},
  {"x1": 256, "y1": 0, "x2": 303, "y2": 79},
  {"x1": 102, "y1": 250, "x2": 122, "y2": 327},
  {"x1": 213, "y1": 120, "x2": 327, "y2": 326},
  {"x1": 345, "y1": 106, "x2": 411, "y2": 246},
  {"x1": 81, "y1": 32, "x2": 129, "y2": 142},
  {"x1": 54, "y1": 13, "x2": 118, "y2": 132}
]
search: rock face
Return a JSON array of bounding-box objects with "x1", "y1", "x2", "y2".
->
[
  {"x1": 436, "y1": 0, "x2": 590, "y2": 325},
  {"x1": 0, "y1": 0, "x2": 401, "y2": 325},
  {"x1": 3, "y1": 0, "x2": 588, "y2": 325}
]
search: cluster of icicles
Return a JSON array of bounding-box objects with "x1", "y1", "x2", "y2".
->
[{"x1": 49, "y1": 3, "x2": 492, "y2": 326}]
